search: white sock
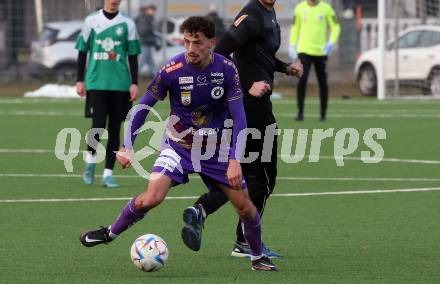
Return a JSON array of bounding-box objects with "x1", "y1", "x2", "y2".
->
[
  {"x1": 86, "y1": 152, "x2": 97, "y2": 164},
  {"x1": 108, "y1": 226, "x2": 118, "y2": 240},
  {"x1": 103, "y1": 169, "x2": 113, "y2": 178}
]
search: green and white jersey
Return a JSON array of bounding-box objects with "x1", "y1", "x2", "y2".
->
[{"x1": 76, "y1": 10, "x2": 141, "y2": 92}]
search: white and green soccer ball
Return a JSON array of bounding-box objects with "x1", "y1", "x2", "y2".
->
[{"x1": 130, "y1": 234, "x2": 169, "y2": 272}]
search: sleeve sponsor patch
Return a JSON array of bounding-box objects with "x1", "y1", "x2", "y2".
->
[
  {"x1": 233, "y1": 14, "x2": 248, "y2": 27},
  {"x1": 166, "y1": 62, "x2": 183, "y2": 73}
]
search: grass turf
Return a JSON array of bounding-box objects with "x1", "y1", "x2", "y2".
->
[{"x1": 0, "y1": 96, "x2": 439, "y2": 283}]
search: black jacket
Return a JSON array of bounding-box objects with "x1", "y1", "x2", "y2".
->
[
  {"x1": 135, "y1": 14, "x2": 156, "y2": 46},
  {"x1": 215, "y1": 0, "x2": 289, "y2": 128},
  {"x1": 206, "y1": 12, "x2": 226, "y2": 39}
]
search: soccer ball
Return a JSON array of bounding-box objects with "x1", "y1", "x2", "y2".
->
[{"x1": 130, "y1": 234, "x2": 169, "y2": 272}]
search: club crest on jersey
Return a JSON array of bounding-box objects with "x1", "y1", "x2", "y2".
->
[
  {"x1": 181, "y1": 91, "x2": 191, "y2": 106},
  {"x1": 211, "y1": 86, "x2": 224, "y2": 100},
  {"x1": 115, "y1": 27, "x2": 123, "y2": 36}
]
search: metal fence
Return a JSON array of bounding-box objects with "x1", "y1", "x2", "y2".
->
[{"x1": 0, "y1": 0, "x2": 351, "y2": 83}]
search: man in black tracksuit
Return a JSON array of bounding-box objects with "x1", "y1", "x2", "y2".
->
[{"x1": 180, "y1": 0, "x2": 303, "y2": 257}]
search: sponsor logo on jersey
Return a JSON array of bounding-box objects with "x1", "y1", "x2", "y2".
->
[
  {"x1": 180, "y1": 85, "x2": 193, "y2": 91},
  {"x1": 181, "y1": 91, "x2": 191, "y2": 106},
  {"x1": 191, "y1": 105, "x2": 212, "y2": 127},
  {"x1": 93, "y1": 52, "x2": 121, "y2": 61},
  {"x1": 166, "y1": 62, "x2": 183, "y2": 73},
  {"x1": 210, "y1": 72, "x2": 224, "y2": 77},
  {"x1": 179, "y1": 76, "x2": 194, "y2": 84},
  {"x1": 154, "y1": 148, "x2": 182, "y2": 172},
  {"x1": 233, "y1": 14, "x2": 248, "y2": 27},
  {"x1": 211, "y1": 86, "x2": 224, "y2": 100},
  {"x1": 211, "y1": 71, "x2": 224, "y2": 84},
  {"x1": 95, "y1": 38, "x2": 121, "y2": 52},
  {"x1": 196, "y1": 75, "x2": 208, "y2": 86},
  {"x1": 192, "y1": 128, "x2": 220, "y2": 136},
  {"x1": 93, "y1": 37, "x2": 122, "y2": 61},
  {"x1": 211, "y1": 78, "x2": 224, "y2": 85}
]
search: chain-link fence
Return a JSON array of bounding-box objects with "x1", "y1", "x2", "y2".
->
[{"x1": 0, "y1": 0, "x2": 366, "y2": 89}]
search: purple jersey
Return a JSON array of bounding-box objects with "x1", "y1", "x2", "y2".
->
[
  {"x1": 124, "y1": 52, "x2": 247, "y2": 189},
  {"x1": 146, "y1": 52, "x2": 243, "y2": 150}
]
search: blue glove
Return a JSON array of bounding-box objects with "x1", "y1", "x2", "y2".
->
[
  {"x1": 288, "y1": 45, "x2": 297, "y2": 60},
  {"x1": 323, "y1": 42, "x2": 334, "y2": 56}
]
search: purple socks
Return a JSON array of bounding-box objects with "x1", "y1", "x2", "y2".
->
[
  {"x1": 109, "y1": 198, "x2": 148, "y2": 237},
  {"x1": 241, "y1": 213, "x2": 263, "y2": 259}
]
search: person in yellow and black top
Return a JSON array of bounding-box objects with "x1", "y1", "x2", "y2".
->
[{"x1": 289, "y1": 0, "x2": 340, "y2": 121}]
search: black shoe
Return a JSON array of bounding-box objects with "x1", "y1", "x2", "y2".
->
[
  {"x1": 80, "y1": 226, "x2": 112, "y2": 247},
  {"x1": 295, "y1": 113, "x2": 304, "y2": 121},
  {"x1": 231, "y1": 241, "x2": 251, "y2": 258},
  {"x1": 251, "y1": 256, "x2": 279, "y2": 271},
  {"x1": 181, "y1": 204, "x2": 205, "y2": 251},
  {"x1": 231, "y1": 242, "x2": 283, "y2": 259},
  {"x1": 320, "y1": 116, "x2": 326, "y2": 122}
]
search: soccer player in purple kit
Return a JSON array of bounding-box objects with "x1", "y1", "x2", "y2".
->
[{"x1": 79, "y1": 16, "x2": 278, "y2": 271}]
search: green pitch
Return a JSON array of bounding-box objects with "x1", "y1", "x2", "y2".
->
[{"x1": 0, "y1": 96, "x2": 439, "y2": 283}]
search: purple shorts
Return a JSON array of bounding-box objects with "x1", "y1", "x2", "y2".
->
[{"x1": 151, "y1": 140, "x2": 247, "y2": 191}]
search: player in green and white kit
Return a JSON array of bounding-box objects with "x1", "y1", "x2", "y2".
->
[
  {"x1": 76, "y1": 0, "x2": 141, "y2": 188},
  {"x1": 289, "y1": 0, "x2": 340, "y2": 121}
]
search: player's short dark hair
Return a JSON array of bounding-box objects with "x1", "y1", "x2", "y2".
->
[{"x1": 180, "y1": 16, "x2": 215, "y2": 39}]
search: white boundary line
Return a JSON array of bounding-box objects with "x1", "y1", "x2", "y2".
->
[
  {"x1": 0, "y1": 111, "x2": 80, "y2": 116},
  {"x1": 1, "y1": 187, "x2": 440, "y2": 203},
  {"x1": 0, "y1": 98, "x2": 438, "y2": 105},
  {"x1": 1, "y1": 110, "x2": 439, "y2": 118},
  {"x1": 284, "y1": 155, "x2": 440, "y2": 165},
  {"x1": 1, "y1": 98, "x2": 439, "y2": 105},
  {"x1": 0, "y1": 173, "x2": 439, "y2": 182},
  {"x1": 277, "y1": 113, "x2": 440, "y2": 118},
  {"x1": 1, "y1": 149, "x2": 440, "y2": 165},
  {"x1": 271, "y1": 100, "x2": 440, "y2": 105},
  {"x1": 0, "y1": 149, "x2": 54, "y2": 153},
  {"x1": 0, "y1": 99, "x2": 80, "y2": 104}
]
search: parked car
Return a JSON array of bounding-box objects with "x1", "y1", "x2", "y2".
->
[
  {"x1": 27, "y1": 21, "x2": 185, "y2": 82},
  {"x1": 354, "y1": 25, "x2": 440, "y2": 96}
]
